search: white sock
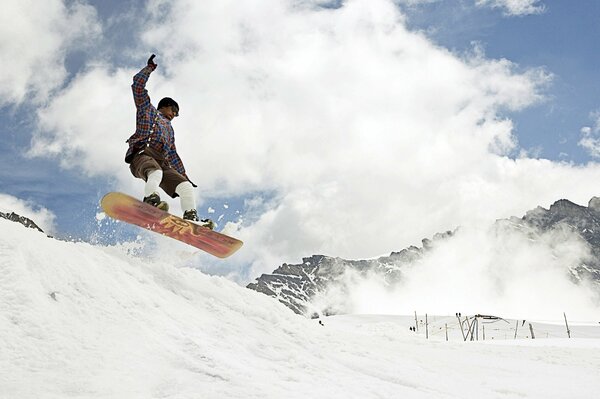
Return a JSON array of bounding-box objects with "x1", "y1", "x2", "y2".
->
[
  {"x1": 175, "y1": 181, "x2": 196, "y2": 212},
  {"x1": 144, "y1": 169, "x2": 163, "y2": 197}
]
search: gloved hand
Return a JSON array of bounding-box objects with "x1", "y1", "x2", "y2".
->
[{"x1": 147, "y1": 54, "x2": 157, "y2": 70}]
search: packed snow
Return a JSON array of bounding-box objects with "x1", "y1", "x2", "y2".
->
[{"x1": 1, "y1": 219, "x2": 599, "y2": 398}]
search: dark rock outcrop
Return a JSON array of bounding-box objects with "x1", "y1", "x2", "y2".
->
[
  {"x1": 0, "y1": 211, "x2": 44, "y2": 233},
  {"x1": 247, "y1": 231, "x2": 453, "y2": 317}
]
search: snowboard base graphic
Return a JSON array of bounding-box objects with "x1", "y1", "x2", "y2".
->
[{"x1": 101, "y1": 192, "x2": 243, "y2": 258}]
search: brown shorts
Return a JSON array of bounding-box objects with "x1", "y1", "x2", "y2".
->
[{"x1": 129, "y1": 147, "x2": 187, "y2": 198}]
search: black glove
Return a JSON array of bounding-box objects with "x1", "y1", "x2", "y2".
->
[{"x1": 147, "y1": 54, "x2": 157, "y2": 71}]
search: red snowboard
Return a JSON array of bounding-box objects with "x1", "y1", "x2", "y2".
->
[{"x1": 101, "y1": 192, "x2": 243, "y2": 258}]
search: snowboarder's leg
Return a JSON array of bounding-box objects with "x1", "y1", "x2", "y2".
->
[
  {"x1": 175, "y1": 181, "x2": 195, "y2": 213},
  {"x1": 143, "y1": 169, "x2": 169, "y2": 211},
  {"x1": 174, "y1": 181, "x2": 215, "y2": 229},
  {"x1": 159, "y1": 169, "x2": 215, "y2": 229},
  {"x1": 129, "y1": 153, "x2": 168, "y2": 211},
  {"x1": 144, "y1": 169, "x2": 163, "y2": 197}
]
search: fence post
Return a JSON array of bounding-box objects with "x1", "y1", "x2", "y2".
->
[
  {"x1": 529, "y1": 323, "x2": 535, "y2": 339},
  {"x1": 469, "y1": 318, "x2": 477, "y2": 341},
  {"x1": 465, "y1": 316, "x2": 472, "y2": 341},
  {"x1": 457, "y1": 314, "x2": 466, "y2": 341},
  {"x1": 563, "y1": 312, "x2": 571, "y2": 338},
  {"x1": 414, "y1": 311, "x2": 419, "y2": 332}
]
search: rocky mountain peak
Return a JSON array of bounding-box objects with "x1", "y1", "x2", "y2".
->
[
  {"x1": 588, "y1": 196, "x2": 600, "y2": 212},
  {"x1": 248, "y1": 198, "x2": 600, "y2": 317},
  {"x1": 0, "y1": 211, "x2": 44, "y2": 233}
]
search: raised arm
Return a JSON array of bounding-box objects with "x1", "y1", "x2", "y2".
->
[{"x1": 131, "y1": 54, "x2": 158, "y2": 110}]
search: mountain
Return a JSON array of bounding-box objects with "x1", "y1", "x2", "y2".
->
[
  {"x1": 247, "y1": 198, "x2": 600, "y2": 317},
  {"x1": 0, "y1": 211, "x2": 44, "y2": 233},
  {"x1": 246, "y1": 231, "x2": 453, "y2": 317},
  {"x1": 521, "y1": 198, "x2": 600, "y2": 260}
]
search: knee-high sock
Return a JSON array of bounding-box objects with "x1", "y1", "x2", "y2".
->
[
  {"x1": 145, "y1": 169, "x2": 163, "y2": 197},
  {"x1": 175, "y1": 181, "x2": 196, "y2": 212}
]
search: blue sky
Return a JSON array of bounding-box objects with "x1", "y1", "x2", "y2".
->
[
  {"x1": 2, "y1": 0, "x2": 600, "y2": 281},
  {"x1": 404, "y1": 0, "x2": 600, "y2": 162}
]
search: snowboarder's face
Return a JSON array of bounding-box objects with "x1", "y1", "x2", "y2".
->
[{"x1": 160, "y1": 105, "x2": 179, "y2": 121}]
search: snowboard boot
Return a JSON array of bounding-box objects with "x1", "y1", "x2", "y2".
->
[
  {"x1": 183, "y1": 209, "x2": 215, "y2": 230},
  {"x1": 143, "y1": 193, "x2": 169, "y2": 211},
  {"x1": 200, "y1": 218, "x2": 216, "y2": 230}
]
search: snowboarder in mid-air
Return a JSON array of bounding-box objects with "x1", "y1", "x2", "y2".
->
[{"x1": 124, "y1": 54, "x2": 214, "y2": 229}]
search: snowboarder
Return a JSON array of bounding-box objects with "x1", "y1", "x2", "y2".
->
[{"x1": 124, "y1": 54, "x2": 214, "y2": 229}]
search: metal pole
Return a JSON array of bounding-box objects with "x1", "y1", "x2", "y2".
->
[
  {"x1": 457, "y1": 314, "x2": 466, "y2": 341},
  {"x1": 465, "y1": 316, "x2": 472, "y2": 340},
  {"x1": 514, "y1": 320, "x2": 519, "y2": 339},
  {"x1": 529, "y1": 323, "x2": 535, "y2": 339},
  {"x1": 426, "y1": 313, "x2": 429, "y2": 339},
  {"x1": 414, "y1": 311, "x2": 419, "y2": 332},
  {"x1": 563, "y1": 312, "x2": 571, "y2": 338},
  {"x1": 445, "y1": 323, "x2": 448, "y2": 341}
]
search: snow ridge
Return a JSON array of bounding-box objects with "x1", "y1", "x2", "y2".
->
[{"x1": 2, "y1": 218, "x2": 600, "y2": 398}]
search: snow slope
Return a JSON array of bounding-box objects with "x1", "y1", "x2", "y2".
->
[{"x1": 1, "y1": 219, "x2": 599, "y2": 398}]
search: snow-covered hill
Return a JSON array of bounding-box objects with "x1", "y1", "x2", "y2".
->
[{"x1": 1, "y1": 218, "x2": 600, "y2": 398}]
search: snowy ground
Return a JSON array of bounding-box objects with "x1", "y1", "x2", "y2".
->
[{"x1": 1, "y1": 219, "x2": 600, "y2": 398}]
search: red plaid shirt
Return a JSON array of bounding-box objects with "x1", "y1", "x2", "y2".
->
[{"x1": 125, "y1": 66, "x2": 192, "y2": 182}]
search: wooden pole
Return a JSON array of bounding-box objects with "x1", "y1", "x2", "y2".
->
[
  {"x1": 563, "y1": 312, "x2": 571, "y2": 338},
  {"x1": 457, "y1": 314, "x2": 466, "y2": 341},
  {"x1": 514, "y1": 320, "x2": 519, "y2": 339},
  {"x1": 445, "y1": 323, "x2": 448, "y2": 341},
  {"x1": 426, "y1": 313, "x2": 429, "y2": 339},
  {"x1": 414, "y1": 311, "x2": 419, "y2": 332},
  {"x1": 469, "y1": 318, "x2": 477, "y2": 341},
  {"x1": 529, "y1": 323, "x2": 535, "y2": 339},
  {"x1": 465, "y1": 316, "x2": 472, "y2": 341}
]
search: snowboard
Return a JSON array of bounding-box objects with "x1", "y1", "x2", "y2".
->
[{"x1": 101, "y1": 192, "x2": 243, "y2": 258}]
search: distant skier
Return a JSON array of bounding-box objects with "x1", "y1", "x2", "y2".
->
[{"x1": 124, "y1": 54, "x2": 214, "y2": 229}]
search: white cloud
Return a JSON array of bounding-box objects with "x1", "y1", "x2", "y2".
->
[
  {"x1": 0, "y1": 193, "x2": 57, "y2": 234},
  {"x1": 0, "y1": 0, "x2": 101, "y2": 106},
  {"x1": 30, "y1": 67, "x2": 135, "y2": 180},
  {"x1": 336, "y1": 223, "x2": 600, "y2": 321},
  {"x1": 476, "y1": 0, "x2": 546, "y2": 16},
  {"x1": 27, "y1": 0, "x2": 600, "y2": 282},
  {"x1": 578, "y1": 110, "x2": 600, "y2": 158}
]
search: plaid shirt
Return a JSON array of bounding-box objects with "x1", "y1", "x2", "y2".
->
[{"x1": 125, "y1": 66, "x2": 190, "y2": 180}]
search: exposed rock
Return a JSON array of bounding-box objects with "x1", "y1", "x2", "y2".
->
[
  {"x1": 0, "y1": 212, "x2": 44, "y2": 233},
  {"x1": 248, "y1": 198, "x2": 600, "y2": 316},
  {"x1": 247, "y1": 231, "x2": 453, "y2": 317}
]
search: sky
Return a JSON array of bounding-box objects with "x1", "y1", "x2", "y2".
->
[
  {"x1": 2, "y1": 0, "x2": 600, "y2": 283},
  {"x1": 3, "y1": 218, "x2": 600, "y2": 398}
]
